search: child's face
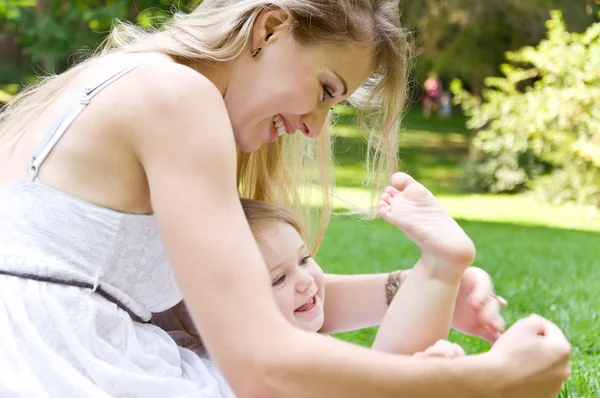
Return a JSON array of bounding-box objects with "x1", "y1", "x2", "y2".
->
[{"x1": 256, "y1": 221, "x2": 325, "y2": 333}]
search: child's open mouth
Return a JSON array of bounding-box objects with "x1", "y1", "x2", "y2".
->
[{"x1": 295, "y1": 295, "x2": 316, "y2": 312}]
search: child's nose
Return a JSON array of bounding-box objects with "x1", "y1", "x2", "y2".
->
[{"x1": 296, "y1": 269, "x2": 314, "y2": 292}]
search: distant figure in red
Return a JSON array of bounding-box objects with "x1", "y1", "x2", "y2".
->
[{"x1": 423, "y1": 72, "x2": 441, "y2": 118}]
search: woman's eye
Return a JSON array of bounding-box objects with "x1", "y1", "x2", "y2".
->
[
  {"x1": 299, "y1": 255, "x2": 311, "y2": 266},
  {"x1": 272, "y1": 274, "x2": 286, "y2": 287},
  {"x1": 322, "y1": 85, "x2": 335, "y2": 102}
]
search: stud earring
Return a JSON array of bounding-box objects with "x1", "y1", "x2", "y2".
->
[{"x1": 251, "y1": 46, "x2": 262, "y2": 57}]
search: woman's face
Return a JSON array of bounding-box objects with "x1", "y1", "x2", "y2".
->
[{"x1": 224, "y1": 11, "x2": 375, "y2": 152}]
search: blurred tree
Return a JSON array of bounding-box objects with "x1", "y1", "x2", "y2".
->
[
  {"x1": 402, "y1": 0, "x2": 600, "y2": 95},
  {"x1": 1, "y1": 0, "x2": 600, "y2": 103},
  {"x1": 452, "y1": 11, "x2": 600, "y2": 207},
  {"x1": 0, "y1": 0, "x2": 198, "y2": 90}
]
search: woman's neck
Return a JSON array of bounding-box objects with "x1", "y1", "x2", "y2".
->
[{"x1": 174, "y1": 56, "x2": 232, "y2": 98}]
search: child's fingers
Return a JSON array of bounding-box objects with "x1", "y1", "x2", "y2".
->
[
  {"x1": 422, "y1": 350, "x2": 454, "y2": 358},
  {"x1": 477, "y1": 325, "x2": 502, "y2": 343},
  {"x1": 479, "y1": 296, "x2": 505, "y2": 332},
  {"x1": 422, "y1": 346, "x2": 454, "y2": 358},
  {"x1": 492, "y1": 312, "x2": 506, "y2": 332},
  {"x1": 451, "y1": 342, "x2": 466, "y2": 357},
  {"x1": 422, "y1": 340, "x2": 465, "y2": 358},
  {"x1": 466, "y1": 268, "x2": 494, "y2": 309}
]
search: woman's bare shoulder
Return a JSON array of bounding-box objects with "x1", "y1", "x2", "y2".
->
[
  {"x1": 104, "y1": 53, "x2": 227, "y2": 129},
  {"x1": 92, "y1": 53, "x2": 233, "y2": 157}
]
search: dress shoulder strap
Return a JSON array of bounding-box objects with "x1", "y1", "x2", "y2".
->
[{"x1": 28, "y1": 61, "x2": 140, "y2": 180}]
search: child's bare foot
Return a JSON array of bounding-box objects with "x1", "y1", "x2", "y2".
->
[{"x1": 378, "y1": 172, "x2": 475, "y2": 281}]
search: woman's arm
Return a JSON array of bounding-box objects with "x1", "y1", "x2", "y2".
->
[{"x1": 127, "y1": 62, "x2": 566, "y2": 398}]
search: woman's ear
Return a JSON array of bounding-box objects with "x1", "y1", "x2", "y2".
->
[{"x1": 251, "y1": 8, "x2": 291, "y2": 50}]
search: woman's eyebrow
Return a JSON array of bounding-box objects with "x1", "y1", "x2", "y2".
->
[{"x1": 333, "y1": 71, "x2": 348, "y2": 96}]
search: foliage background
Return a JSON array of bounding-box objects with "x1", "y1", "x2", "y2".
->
[
  {"x1": 2, "y1": 0, "x2": 600, "y2": 95},
  {"x1": 451, "y1": 11, "x2": 600, "y2": 207}
]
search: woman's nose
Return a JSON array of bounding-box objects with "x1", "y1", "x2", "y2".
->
[{"x1": 301, "y1": 107, "x2": 329, "y2": 138}]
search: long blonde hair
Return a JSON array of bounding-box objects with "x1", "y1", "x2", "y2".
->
[{"x1": 0, "y1": 0, "x2": 411, "y2": 254}]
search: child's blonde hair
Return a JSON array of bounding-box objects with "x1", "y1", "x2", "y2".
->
[
  {"x1": 241, "y1": 198, "x2": 304, "y2": 241},
  {"x1": 0, "y1": 0, "x2": 411, "y2": 254}
]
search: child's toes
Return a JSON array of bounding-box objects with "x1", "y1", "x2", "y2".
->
[
  {"x1": 384, "y1": 186, "x2": 399, "y2": 197},
  {"x1": 390, "y1": 172, "x2": 416, "y2": 191},
  {"x1": 378, "y1": 201, "x2": 390, "y2": 214},
  {"x1": 380, "y1": 192, "x2": 393, "y2": 204},
  {"x1": 403, "y1": 180, "x2": 435, "y2": 201}
]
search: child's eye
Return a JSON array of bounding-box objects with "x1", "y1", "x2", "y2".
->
[
  {"x1": 272, "y1": 274, "x2": 286, "y2": 287},
  {"x1": 299, "y1": 255, "x2": 311, "y2": 266}
]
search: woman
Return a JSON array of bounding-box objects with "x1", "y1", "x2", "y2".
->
[{"x1": 0, "y1": 0, "x2": 570, "y2": 397}]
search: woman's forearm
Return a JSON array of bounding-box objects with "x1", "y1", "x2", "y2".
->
[
  {"x1": 257, "y1": 328, "x2": 499, "y2": 398},
  {"x1": 320, "y1": 271, "x2": 410, "y2": 333}
]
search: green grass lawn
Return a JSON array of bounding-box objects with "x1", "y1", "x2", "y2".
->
[{"x1": 320, "y1": 106, "x2": 600, "y2": 397}]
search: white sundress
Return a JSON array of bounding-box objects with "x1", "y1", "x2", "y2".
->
[{"x1": 0, "y1": 61, "x2": 236, "y2": 397}]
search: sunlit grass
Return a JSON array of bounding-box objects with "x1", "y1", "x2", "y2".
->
[{"x1": 320, "y1": 214, "x2": 600, "y2": 398}]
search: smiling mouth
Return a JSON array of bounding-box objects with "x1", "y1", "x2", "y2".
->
[
  {"x1": 272, "y1": 114, "x2": 287, "y2": 136},
  {"x1": 295, "y1": 295, "x2": 316, "y2": 312}
]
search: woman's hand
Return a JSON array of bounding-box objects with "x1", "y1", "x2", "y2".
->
[
  {"x1": 487, "y1": 314, "x2": 571, "y2": 397},
  {"x1": 452, "y1": 266, "x2": 506, "y2": 342}
]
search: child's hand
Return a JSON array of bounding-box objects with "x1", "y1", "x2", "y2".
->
[
  {"x1": 414, "y1": 340, "x2": 466, "y2": 359},
  {"x1": 452, "y1": 266, "x2": 506, "y2": 342}
]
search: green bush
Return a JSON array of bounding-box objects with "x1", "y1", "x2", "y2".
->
[{"x1": 452, "y1": 10, "x2": 600, "y2": 206}]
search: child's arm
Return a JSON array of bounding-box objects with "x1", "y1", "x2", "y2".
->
[
  {"x1": 321, "y1": 267, "x2": 505, "y2": 342},
  {"x1": 322, "y1": 265, "x2": 462, "y2": 356}
]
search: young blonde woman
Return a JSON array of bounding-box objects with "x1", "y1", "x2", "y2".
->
[{"x1": 0, "y1": 1, "x2": 570, "y2": 397}]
